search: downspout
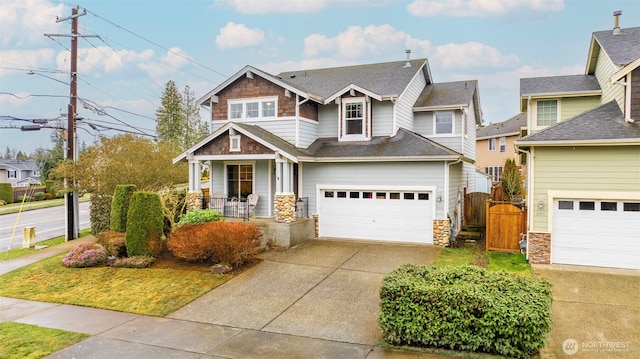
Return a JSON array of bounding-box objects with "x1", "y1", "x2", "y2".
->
[
  {"x1": 516, "y1": 145, "x2": 532, "y2": 261},
  {"x1": 390, "y1": 96, "x2": 397, "y2": 135},
  {"x1": 445, "y1": 158, "x2": 463, "y2": 239}
]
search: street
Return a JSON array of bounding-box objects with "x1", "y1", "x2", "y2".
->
[{"x1": 0, "y1": 202, "x2": 91, "y2": 251}]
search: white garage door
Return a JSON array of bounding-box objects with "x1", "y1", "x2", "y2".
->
[
  {"x1": 318, "y1": 188, "x2": 433, "y2": 243},
  {"x1": 553, "y1": 199, "x2": 640, "y2": 269}
]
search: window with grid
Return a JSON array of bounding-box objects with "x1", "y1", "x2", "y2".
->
[
  {"x1": 8, "y1": 171, "x2": 16, "y2": 178},
  {"x1": 537, "y1": 100, "x2": 557, "y2": 126},
  {"x1": 489, "y1": 138, "x2": 496, "y2": 151},
  {"x1": 435, "y1": 111, "x2": 453, "y2": 134},
  {"x1": 228, "y1": 97, "x2": 277, "y2": 120},
  {"x1": 345, "y1": 101, "x2": 363, "y2": 135},
  {"x1": 485, "y1": 166, "x2": 503, "y2": 182},
  {"x1": 246, "y1": 102, "x2": 259, "y2": 118},
  {"x1": 230, "y1": 103, "x2": 243, "y2": 119},
  {"x1": 227, "y1": 164, "x2": 253, "y2": 198},
  {"x1": 499, "y1": 137, "x2": 506, "y2": 152},
  {"x1": 262, "y1": 100, "x2": 275, "y2": 117}
]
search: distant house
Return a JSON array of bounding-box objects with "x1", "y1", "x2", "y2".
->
[
  {"x1": 515, "y1": 24, "x2": 640, "y2": 270},
  {"x1": 0, "y1": 160, "x2": 40, "y2": 187},
  {"x1": 475, "y1": 112, "x2": 527, "y2": 182},
  {"x1": 175, "y1": 58, "x2": 483, "y2": 245}
]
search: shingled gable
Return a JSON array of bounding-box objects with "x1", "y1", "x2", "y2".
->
[
  {"x1": 173, "y1": 122, "x2": 301, "y2": 163},
  {"x1": 516, "y1": 101, "x2": 640, "y2": 146}
]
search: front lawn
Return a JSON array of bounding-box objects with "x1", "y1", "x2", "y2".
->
[
  {"x1": 0, "y1": 254, "x2": 231, "y2": 317},
  {"x1": 0, "y1": 322, "x2": 89, "y2": 359},
  {"x1": 434, "y1": 243, "x2": 531, "y2": 276}
]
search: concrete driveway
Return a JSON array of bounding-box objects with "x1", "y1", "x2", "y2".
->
[
  {"x1": 169, "y1": 238, "x2": 442, "y2": 348},
  {"x1": 533, "y1": 265, "x2": 640, "y2": 359}
]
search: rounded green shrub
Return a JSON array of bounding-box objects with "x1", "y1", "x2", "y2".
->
[
  {"x1": 33, "y1": 192, "x2": 46, "y2": 201},
  {"x1": 125, "y1": 191, "x2": 164, "y2": 257},
  {"x1": 0, "y1": 183, "x2": 12, "y2": 204},
  {"x1": 178, "y1": 209, "x2": 223, "y2": 225},
  {"x1": 45, "y1": 180, "x2": 57, "y2": 195},
  {"x1": 109, "y1": 184, "x2": 138, "y2": 232},
  {"x1": 17, "y1": 195, "x2": 32, "y2": 202}
]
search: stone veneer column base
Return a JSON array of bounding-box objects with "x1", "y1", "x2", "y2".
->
[
  {"x1": 432, "y1": 219, "x2": 450, "y2": 247},
  {"x1": 186, "y1": 192, "x2": 201, "y2": 212},
  {"x1": 274, "y1": 194, "x2": 296, "y2": 223},
  {"x1": 528, "y1": 232, "x2": 551, "y2": 264},
  {"x1": 313, "y1": 214, "x2": 319, "y2": 237}
]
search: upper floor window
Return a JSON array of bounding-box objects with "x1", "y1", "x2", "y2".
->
[
  {"x1": 229, "y1": 135, "x2": 241, "y2": 152},
  {"x1": 489, "y1": 138, "x2": 496, "y2": 151},
  {"x1": 341, "y1": 97, "x2": 368, "y2": 140},
  {"x1": 435, "y1": 111, "x2": 453, "y2": 134},
  {"x1": 7, "y1": 170, "x2": 17, "y2": 179},
  {"x1": 228, "y1": 97, "x2": 278, "y2": 120},
  {"x1": 499, "y1": 137, "x2": 506, "y2": 153},
  {"x1": 537, "y1": 100, "x2": 557, "y2": 126}
]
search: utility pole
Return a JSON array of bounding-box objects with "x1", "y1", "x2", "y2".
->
[{"x1": 45, "y1": 7, "x2": 98, "y2": 241}]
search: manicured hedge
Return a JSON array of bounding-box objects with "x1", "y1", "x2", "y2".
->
[
  {"x1": 125, "y1": 191, "x2": 164, "y2": 257},
  {"x1": 0, "y1": 183, "x2": 13, "y2": 204},
  {"x1": 90, "y1": 193, "x2": 112, "y2": 235},
  {"x1": 379, "y1": 265, "x2": 552, "y2": 359},
  {"x1": 45, "y1": 180, "x2": 57, "y2": 195},
  {"x1": 177, "y1": 208, "x2": 222, "y2": 225},
  {"x1": 109, "y1": 184, "x2": 138, "y2": 232}
]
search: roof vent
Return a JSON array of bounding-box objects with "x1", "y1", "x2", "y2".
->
[
  {"x1": 403, "y1": 49, "x2": 412, "y2": 68},
  {"x1": 613, "y1": 11, "x2": 622, "y2": 35}
]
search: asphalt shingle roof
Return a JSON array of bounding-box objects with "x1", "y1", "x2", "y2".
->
[
  {"x1": 520, "y1": 101, "x2": 640, "y2": 142},
  {"x1": 233, "y1": 123, "x2": 308, "y2": 158},
  {"x1": 414, "y1": 80, "x2": 478, "y2": 108},
  {"x1": 520, "y1": 75, "x2": 600, "y2": 96},
  {"x1": 304, "y1": 128, "x2": 460, "y2": 159},
  {"x1": 277, "y1": 59, "x2": 428, "y2": 100},
  {"x1": 476, "y1": 113, "x2": 526, "y2": 139},
  {"x1": 593, "y1": 26, "x2": 640, "y2": 66}
]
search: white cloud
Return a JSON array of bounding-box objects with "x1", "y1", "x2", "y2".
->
[
  {"x1": 304, "y1": 25, "x2": 431, "y2": 59},
  {"x1": 407, "y1": 0, "x2": 564, "y2": 18},
  {"x1": 0, "y1": 0, "x2": 65, "y2": 47},
  {"x1": 221, "y1": 0, "x2": 327, "y2": 14},
  {"x1": 216, "y1": 22, "x2": 265, "y2": 50},
  {"x1": 431, "y1": 42, "x2": 520, "y2": 69},
  {"x1": 0, "y1": 49, "x2": 57, "y2": 76},
  {"x1": 138, "y1": 47, "x2": 191, "y2": 78}
]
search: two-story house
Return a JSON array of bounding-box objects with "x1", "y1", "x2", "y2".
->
[
  {"x1": 0, "y1": 159, "x2": 40, "y2": 187},
  {"x1": 175, "y1": 58, "x2": 482, "y2": 245},
  {"x1": 515, "y1": 24, "x2": 640, "y2": 270},
  {"x1": 475, "y1": 112, "x2": 527, "y2": 182}
]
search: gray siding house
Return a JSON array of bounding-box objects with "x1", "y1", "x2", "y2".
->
[
  {"x1": 175, "y1": 58, "x2": 482, "y2": 245},
  {"x1": 0, "y1": 160, "x2": 40, "y2": 187}
]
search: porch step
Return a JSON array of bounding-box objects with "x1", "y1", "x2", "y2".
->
[{"x1": 456, "y1": 231, "x2": 482, "y2": 241}]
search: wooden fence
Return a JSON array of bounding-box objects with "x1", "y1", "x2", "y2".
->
[
  {"x1": 464, "y1": 192, "x2": 490, "y2": 227},
  {"x1": 12, "y1": 186, "x2": 46, "y2": 201},
  {"x1": 485, "y1": 201, "x2": 526, "y2": 252}
]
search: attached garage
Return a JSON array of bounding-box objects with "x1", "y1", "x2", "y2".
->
[
  {"x1": 317, "y1": 186, "x2": 435, "y2": 243},
  {"x1": 552, "y1": 199, "x2": 640, "y2": 269}
]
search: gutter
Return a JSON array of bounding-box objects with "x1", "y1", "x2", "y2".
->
[{"x1": 515, "y1": 138, "x2": 640, "y2": 147}]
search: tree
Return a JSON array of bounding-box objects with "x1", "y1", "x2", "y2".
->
[
  {"x1": 33, "y1": 126, "x2": 65, "y2": 182},
  {"x1": 182, "y1": 85, "x2": 208, "y2": 149},
  {"x1": 501, "y1": 158, "x2": 522, "y2": 201},
  {"x1": 156, "y1": 80, "x2": 185, "y2": 149}
]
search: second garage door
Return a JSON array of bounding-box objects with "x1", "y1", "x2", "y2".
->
[
  {"x1": 318, "y1": 188, "x2": 434, "y2": 243},
  {"x1": 552, "y1": 199, "x2": 640, "y2": 269}
]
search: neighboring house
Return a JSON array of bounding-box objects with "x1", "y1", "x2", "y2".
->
[
  {"x1": 0, "y1": 159, "x2": 40, "y2": 187},
  {"x1": 515, "y1": 24, "x2": 640, "y2": 270},
  {"x1": 475, "y1": 112, "x2": 527, "y2": 182},
  {"x1": 175, "y1": 58, "x2": 482, "y2": 245}
]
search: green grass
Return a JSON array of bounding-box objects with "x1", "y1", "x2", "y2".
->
[
  {"x1": 0, "y1": 322, "x2": 89, "y2": 359},
  {"x1": 488, "y1": 251, "x2": 532, "y2": 276},
  {"x1": 0, "y1": 254, "x2": 231, "y2": 317},
  {"x1": 1, "y1": 229, "x2": 91, "y2": 261},
  {"x1": 433, "y1": 246, "x2": 474, "y2": 267},
  {"x1": 0, "y1": 195, "x2": 90, "y2": 215}
]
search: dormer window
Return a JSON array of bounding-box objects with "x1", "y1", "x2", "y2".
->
[
  {"x1": 340, "y1": 97, "x2": 370, "y2": 141},
  {"x1": 230, "y1": 135, "x2": 241, "y2": 152},
  {"x1": 228, "y1": 97, "x2": 278, "y2": 120}
]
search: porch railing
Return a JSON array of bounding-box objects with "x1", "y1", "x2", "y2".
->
[{"x1": 199, "y1": 196, "x2": 249, "y2": 220}]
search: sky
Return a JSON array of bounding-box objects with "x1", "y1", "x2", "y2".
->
[{"x1": 1, "y1": 0, "x2": 639, "y2": 156}]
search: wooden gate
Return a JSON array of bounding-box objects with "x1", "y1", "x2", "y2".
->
[
  {"x1": 464, "y1": 192, "x2": 490, "y2": 227},
  {"x1": 486, "y1": 201, "x2": 526, "y2": 252}
]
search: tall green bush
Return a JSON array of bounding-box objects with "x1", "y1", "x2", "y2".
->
[
  {"x1": 0, "y1": 183, "x2": 12, "y2": 204},
  {"x1": 502, "y1": 158, "x2": 522, "y2": 200},
  {"x1": 125, "y1": 191, "x2": 164, "y2": 257},
  {"x1": 45, "y1": 180, "x2": 57, "y2": 195},
  {"x1": 109, "y1": 184, "x2": 138, "y2": 232}
]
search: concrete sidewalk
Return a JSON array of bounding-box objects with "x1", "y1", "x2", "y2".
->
[{"x1": 2, "y1": 238, "x2": 451, "y2": 359}]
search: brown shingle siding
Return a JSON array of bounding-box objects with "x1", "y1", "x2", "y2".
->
[{"x1": 194, "y1": 131, "x2": 272, "y2": 156}]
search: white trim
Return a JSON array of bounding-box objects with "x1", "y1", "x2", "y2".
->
[
  {"x1": 228, "y1": 96, "x2": 278, "y2": 120},
  {"x1": 339, "y1": 97, "x2": 371, "y2": 141},
  {"x1": 433, "y1": 110, "x2": 455, "y2": 135},
  {"x1": 194, "y1": 154, "x2": 275, "y2": 161},
  {"x1": 325, "y1": 84, "x2": 383, "y2": 104}
]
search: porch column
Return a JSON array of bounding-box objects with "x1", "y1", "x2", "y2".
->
[
  {"x1": 275, "y1": 157, "x2": 285, "y2": 194},
  {"x1": 282, "y1": 159, "x2": 291, "y2": 193},
  {"x1": 189, "y1": 160, "x2": 201, "y2": 193},
  {"x1": 274, "y1": 156, "x2": 296, "y2": 223}
]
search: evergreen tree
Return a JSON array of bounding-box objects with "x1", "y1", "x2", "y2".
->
[
  {"x1": 501, "y1": 158, "x2": 522, "y2": 201},
  {"x1": 34, "y1": 126, "x2": 65, "y2": 181},
  {"x1": 156, "y1": 80, "x2": 185, "y2": 149},
  {"x1": 182, "y1": 85, "x2": 208, "y2": 149}
]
